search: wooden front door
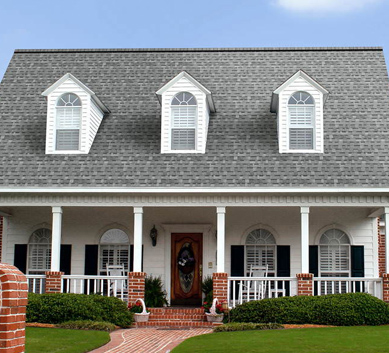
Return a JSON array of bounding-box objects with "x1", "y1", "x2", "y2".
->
[{"x1": 171, "y1": 233, "x2": 203, "y2": 306}]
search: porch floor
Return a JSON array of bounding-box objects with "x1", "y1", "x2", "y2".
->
[{"x1": 90, "y1": 327, "x2": 212, "y2": 353}]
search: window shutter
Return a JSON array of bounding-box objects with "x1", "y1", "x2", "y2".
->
[
  {"x1": 309, "y1": 246, "x2": 319, "y2": 276},
  {"x1": 84, "y1": 245, "x2": 98, "y2": 275},
  {"x1": 129, "y1": 245, "x2": 144, "y2": 272},
  {"x1": 351, "y1": 246, "x2": 364, "y2": 277},
  {"x1": 14, "y1": 244, "x2": 28, "y2": 274},
  {"x1": 231, "y1": 245, "x2": 245, "y2": 276},
  {"x1": 277, "y1": 246, "x2": 290, "y2": 277},
  {"x1": 60, "y1": 245, "x2": 72, "y2": 275}
]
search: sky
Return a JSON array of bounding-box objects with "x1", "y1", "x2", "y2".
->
[{"x1": 0, "y1": 0, "x2": 388, "y2": 79}]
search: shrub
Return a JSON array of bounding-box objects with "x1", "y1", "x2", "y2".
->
[
  {"x1": 27, "y1": 293, "x2": 133, "y2": 327},
  {"x1": 202, "y1": 276, "x2": 213, "y2": 304},
  {"x1": 214, "y1": 322, "x2": 283, "y2": 332},
  {"x1": 145, "y1": 276, "x2": 168, "y2": 307},
  {"x1": 57, "y1": 320, "x2": 116, "y2": 332},
  {"x1": 229, "y1": 293, "x2": 389, "y2": 326}
]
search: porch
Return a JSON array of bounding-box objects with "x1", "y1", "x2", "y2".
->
[{"x1": 2, "y1": 198, "x2": 385, "y2": 307}]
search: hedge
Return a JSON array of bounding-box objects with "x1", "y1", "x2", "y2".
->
[
  {"x1": 57, "y1": 320, "x2": 116, "y2": 332},
  {"x1": 214, "y1": 323, "x2": 283, "y2": 332},
  {"x1": 27, "y1": 293, "x2": 133, "y2": 328},
  {"x1": 229, "y1": 293, "x2": 389, "y2": 326}
]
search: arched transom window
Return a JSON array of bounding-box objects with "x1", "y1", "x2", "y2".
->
[
  {"x1": 99, "y1": 229, "x2": 130, "y2": 274},
  {"x1": 28, "y1": 228, "x2": 52, "y2": 274},
  {"x1": 245, "y1": 229, "x2": 276, "y2": 275},
  {"x1": 319, "y1": 229, "x2": 350, "y2": 277},
  {"x1": 56, "y1": 93, "x2": 82, "y2": 151},
  {"x1": 288, "y1": 91, "x2": 314, "y2": 150},
  {"x1": 171, "y1": 92, "x2": 197, "y2": 150}
]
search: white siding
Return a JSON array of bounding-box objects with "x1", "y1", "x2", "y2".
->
[
  {"x1": 45, "y1": 77, "x2": 104, "y2": 154},
  {"x1": 160, "y1": 76, "x2": 208, "y2": 154},
  {"x1": 278, "y1": 76, "x2": 324, "y2": 153}
]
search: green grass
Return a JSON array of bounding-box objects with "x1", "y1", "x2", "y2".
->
[
  {"x1": 26, "y1": 327, "x2": 110, "y2": 353},
  {"x1": 172, "y1": 326, "x2": 389, "y2": 353}
]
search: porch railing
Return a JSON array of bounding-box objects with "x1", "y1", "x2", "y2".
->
[
  {"x1": 228, "y1": 277, "x2": 297, "y2": 308},
  {"x1": 313, "y1": 277, "x2": 382, "y2": 299},
  {"x1": 62, "y1": 275, "x2": 128, "y2": 301},
  {"x1": 26, "y1": 275, "x2": 46, "y2": 294}
]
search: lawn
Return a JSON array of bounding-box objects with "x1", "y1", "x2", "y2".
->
[
  {"x1": 172, "y1": 326, "x2": 389, "y2": 353},
  {"x1": 25, "y1": 327, "x2": 110, "y2": 353}
]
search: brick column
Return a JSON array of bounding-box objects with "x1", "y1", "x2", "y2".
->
[
  {"x1": 0, "y1": 263, "x2": 28, "y2": 353},
  {"x1": 212, "y1": 272, "x2": 228, "y2": 303},
  {"x1": 128, "y1": 272, "x2": 146, "y2": 304},
  {"x1": 45, "y1": 271, "x2": 64, "y2": 293},
  {"x1": 382, "y1": 274, "x2": 389, "y2": 303},
  {"x1": 378, "y1": 217, "x2": 386, "y2": 276},
  {"x1": 297, "y1": 273, "x2": 313, "y2": 296}
]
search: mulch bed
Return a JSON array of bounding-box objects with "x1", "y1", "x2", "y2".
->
[
  {"x1": 283, "y1": 324, "x2": 335, "y2": 329},
  {"x1": 26, "y1": 323, "x2": 56, "y2": 328}
]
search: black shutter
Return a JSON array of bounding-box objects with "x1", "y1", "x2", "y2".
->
[
  {"x1": 309, "y1": 246, "x2": 319, "y2": 276},
  {"x1": 84, "y1": 245, "x2": 98, "y2": 275},
  {"x1": 230, "y1": 245, "x2": 245, "y2": 300},
  {"x1": 277, "y1": 246, "x2": 290, "y2": 296},
  {"x1": 60, "y1": 245, "x2": 72, "y2": 275},
  {"x1": 14, "y1": 244, "x2": 27, "y2": 274},
  {"x1": 351, "y1": 246, "x2": 365, "y2": 277},
  {"x1": 231, "y1": 245, "x2": 245, "y2": 276},
  {"x1": 309, "y1": 246, "x2": 319, "y2": 295},
  {"x1": 129, "y1": 245, "x2": 144, "y2": 272}
]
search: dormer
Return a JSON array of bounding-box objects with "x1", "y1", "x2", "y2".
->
[
  {"x1": 42, "y1": 73, "x2": 109, "y2": 154},
  {"x1": 271, "y1": 70, "x2": 329, "y2": 154},
  {"x1": 156, "y1": 71, "x2": 216, "y2": 154}
]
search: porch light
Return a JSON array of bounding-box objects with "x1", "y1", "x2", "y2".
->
[{"x1": 150, "y1": 225, "x2": 158, "y2": 247}]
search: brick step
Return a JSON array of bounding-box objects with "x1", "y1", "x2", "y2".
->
[
  {"x1": 149, "y1": 308, "x2": 204, "y2": 315},
  {"x1": 149, "y1": 317, "x2": 206, "y2": 322},
  {"x1": 136, "y1": 320, "x2": 218, "y2": 328}
]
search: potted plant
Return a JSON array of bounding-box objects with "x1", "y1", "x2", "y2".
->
[
  {"x1": 128, "y1": 299, "x2": 150, "y2": 322},
  {"x1": 203, "y1": 298, "x2": 225, "y2": 322}
]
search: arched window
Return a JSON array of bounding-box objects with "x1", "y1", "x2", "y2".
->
[
  {"x1": 319, "y1": 229, "x2": 350, "y2": 277},
  {"x1": 56, "y1": 93, "x2": 82, "y2": 150},
  {"x1": 99, "y1": 229, "x2": 130, "y2": 274},
  {"x1": 171, "y1": 92, "x2": 197, "y2": 150},
  {"x1": 245, "y1": 229, "x2": 276, "y2": 275},
  {"x1": 28, "y1": 228, "x2": 51, "y2": 274},
  {"x1": 288, "y1": 91, "x2": 314, "y2": 150}
]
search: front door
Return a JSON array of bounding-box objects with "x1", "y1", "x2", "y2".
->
[{"x1": 171, "y1": 233, "x2": 203, "y2": 306}]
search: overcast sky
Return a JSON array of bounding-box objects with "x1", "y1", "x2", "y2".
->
[{"x1": 0, "y1": 0, "x2": 388, "y2": 79}]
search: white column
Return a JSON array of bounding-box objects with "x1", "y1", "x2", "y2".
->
[
  {"x1": 51, "y1": 206, "x2": 63, "y2": 272},
  {"x1": 133, "y1": 207, "x2": 143, "y2": 272},
  {"x1": 385, "y1": 207, "x2": 389, "y2": 274},
  {"x1": 216, "y1": 207, "x2": 226, "y2": 273},
  {"x1": 301, "y1": 206, "x2": 310, "y2": 274}
]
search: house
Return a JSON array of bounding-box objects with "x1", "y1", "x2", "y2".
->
[{"x1": 0, "y1": 47, "x2": 389, "y2": 308}]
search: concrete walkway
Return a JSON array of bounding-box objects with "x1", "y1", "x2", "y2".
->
[{"x1": 91, "y1": 327, "x2": 213, "y2": 353}]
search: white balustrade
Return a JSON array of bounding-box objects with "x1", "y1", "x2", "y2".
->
[
  {"x1": 26, "y1": 275, "x2": 46, "y2": 294},
  {"x1": 228, "y1": 277, "x2": 297, "y2": 308},
  {"x1": 313, "y1": 277, "x2": 382, "y2": 299}
]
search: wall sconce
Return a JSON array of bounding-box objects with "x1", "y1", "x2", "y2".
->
[{"x1": 150, "y1": 225, "x2": 158, "y2": 247}]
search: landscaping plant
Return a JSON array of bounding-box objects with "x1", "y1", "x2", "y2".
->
[
  {"x1": 144, "y1": 275, "x2": 168, "y2": 307},
  {"x1": 228, "y1": 293, "x2": 389, "y2": 326}
]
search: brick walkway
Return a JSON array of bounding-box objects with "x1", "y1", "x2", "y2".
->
[{"x1": 91, "y1": 327, "x2": 212, "y2": 353}]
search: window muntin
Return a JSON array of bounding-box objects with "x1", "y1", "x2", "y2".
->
[
  {"x1": 56, "y1": 93, "x2": 81, "y2": 151},
  {"x1": 245, "y1": 229, "x2": 276, "y2": 275},
  {"x1": 288, "y1": 92, "x2": 314, "y2": 150},
  {"x1": 28, "y1": 228, "x2": 51, "y2": 274},
  {"x1": 99, "y1": 229, "x2": 130, "y2": 274},
  {"x1": 319, "y1": 229, "x2": 350, "y2": 277},
  {"x1": 171, "y1": 92, "x2": 197, "y2": 150}
]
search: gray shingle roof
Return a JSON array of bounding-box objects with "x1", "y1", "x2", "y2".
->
[{"x1": 1, "y1": 47, "x2": 389, "y2": 188}]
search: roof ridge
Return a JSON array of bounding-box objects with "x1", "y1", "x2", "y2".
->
[{"x1": 13, "y1": 46, "x2": 383, "y2": 54}]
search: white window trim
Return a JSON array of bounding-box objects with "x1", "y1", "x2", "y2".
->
[{"x1": 287, "y1": 103, "x2": 315, "y2": 151}]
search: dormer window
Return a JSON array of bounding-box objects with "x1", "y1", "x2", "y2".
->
[
  {"x1": 288, "y1": 92, "x2": 314, "y2": 150},
  {"x1": 56, "y1": 93, "x2": 81, "y2": 151},
  {"x1": 156, "y1": 71, "x2": 216, "y2": 154},
  {"x1": 271, "y1": 70, "x2": 328, "y2": 154},
  {"x1": 171, "y1": 92, "x2": 197, "y2": 150},
  {"x1": 42, "y1": 73, "x2": 109, "y2": 155}
]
